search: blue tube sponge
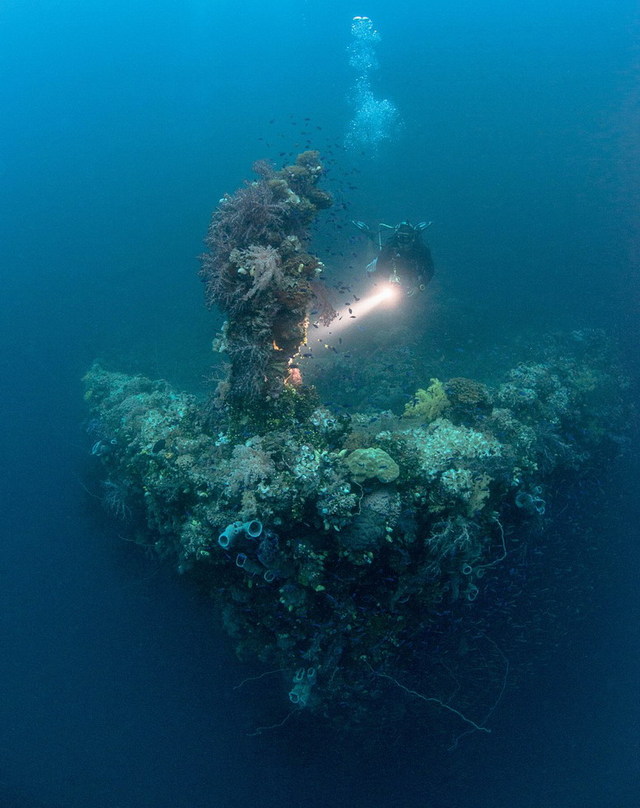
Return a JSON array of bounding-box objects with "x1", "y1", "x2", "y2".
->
[
  {"x1": 288, "y1": 667, "x2": 317, "y2": 707},
  {"x1": 218, "y1": 521, "x2": 244, "y2": 549},
  {"x1": 242, "y1": 520, "x2": 263, "y2": 538},
  {"x1": 218, "y1": 519, "x2": 263, "y2": 548}
]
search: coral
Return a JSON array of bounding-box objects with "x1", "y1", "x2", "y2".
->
[
  {"x1": 486, "y1": 408, "x2": 538, "y2": 471},
  {"x1": 101, "y1": 479, "x2": 132, "y2": 520},
  {"x1": 84, "y1": 336, "x2": 628, "y2": 730},
  {"x1": 344, "y1": 447, "x2": 400, "y2": 484},
  {"x1": 315, "y1": 469, "x2": 359, "y2": 529},
  {"x1": 85, "y1": 153, "x2": 631, "y2": 735},
  {"x1": 229, "y1": 244, "x2": 284, "y2": 301},
  {"x1": 445, "y1": 377, "x2": 492, "y2": 414},
  {"x1": 437, "y1": 470, "x2": 492, "y2": 516},
  {"x1": 338, "y1": 489, "x2": 401, "y2": 553},
  {"x1": 468, "y1": 472, "x2": 492, "y2": 515},
  {"x1": 426, "y1": 515, "x2": 477, "y2": 559},
  {"x1": 496, "y1": 363, "x2": 571, "y2": 427},
  {"x1": 225, "y1": 440, "x2": 276, "y2": 498},
  {"x1": 403, "y1": 379, "x2": 450, "y2": 422},
  {"x1": 199, "y1": 181, "x2": 289, "y2": 311},
  {"x1": 199, "y1": 153, "x2": 333, "y2": 413},
  {"x1": 405, "y1": 418, "x2": 503, "y2": 481}
]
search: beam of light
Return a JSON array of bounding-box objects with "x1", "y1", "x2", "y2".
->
[
  {"x1": 312, "y1": 282, "x2": 402, "y2": 340},
  {"x1": 352, "y1": 282, "x2": 401, "y2": 318},
  {"x1": 300, "y1": 281, "x2": 403, "y2": 365}
]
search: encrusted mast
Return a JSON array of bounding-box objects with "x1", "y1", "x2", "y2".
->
[{"x1": 199, "y1": 151, "x2": 332, "y2": 412}]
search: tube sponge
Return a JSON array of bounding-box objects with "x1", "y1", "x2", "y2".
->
[
  {"x1": 242, "y1": 519, "x2": 263, "y2": 538},
  {"x1": 218, "y1": 519, "x2": 263, "y2": 548},
  {"x1": 218, "y1": 521, "x2": 244, "y2": 548},
  {"x1": 288, "y1": 667, "x2": 317, "y2": 707}
]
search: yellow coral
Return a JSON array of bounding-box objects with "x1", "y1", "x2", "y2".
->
[
  {"x1": 403, "y1": 379, "x2": 450, "y2": 422},
  {"x1": 468, "y1": 473, "x2": 492, "y2": 515}
]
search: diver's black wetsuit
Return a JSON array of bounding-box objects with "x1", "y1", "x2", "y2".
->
[{"x1": 368, "y1": 229, "x2": 435, "y2": 294}]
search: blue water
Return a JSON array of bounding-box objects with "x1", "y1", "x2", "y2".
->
[{"x1": 1, "y1": 1, "x2": 639, "y2": 805}]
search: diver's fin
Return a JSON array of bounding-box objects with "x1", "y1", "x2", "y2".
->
[
  {"x1": 352, "y1": 220, "x2": 370, "y2": 233},
  {"x1": 353, "y1": 220, "x2": 380, "y2": 245}
]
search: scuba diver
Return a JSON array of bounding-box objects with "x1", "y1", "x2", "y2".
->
[{"x1": 353, "y1": 220, "x2": 434, "y2": 296}]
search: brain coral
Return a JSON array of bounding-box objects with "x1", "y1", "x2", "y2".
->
[{"x1": 344, "y1": 448, "x2": 400, "y2": 484}]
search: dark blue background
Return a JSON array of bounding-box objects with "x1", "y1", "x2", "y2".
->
[{"x1": 1, "y1": 1, "x2": 638, "y2": 805}]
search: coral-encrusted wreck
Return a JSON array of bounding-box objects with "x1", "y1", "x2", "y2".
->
[
  {"x1": 199, "y1": 151, "x2": 332, "y2": 419},
  {"x1": 84, "y1": 154, "x2": 628, "y2": 737}
]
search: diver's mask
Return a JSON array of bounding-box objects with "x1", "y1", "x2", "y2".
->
[{"x1": 394, "y1": 222, "x2": 417, "y2": 247}]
